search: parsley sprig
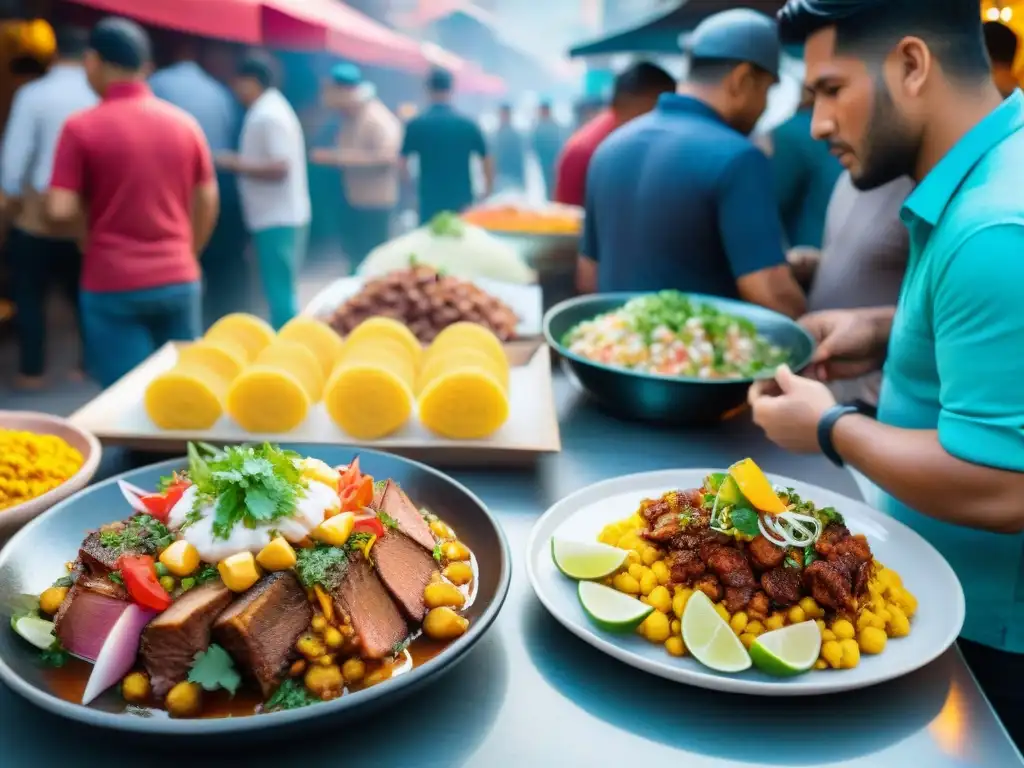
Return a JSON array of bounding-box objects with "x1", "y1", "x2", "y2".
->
[
  {"x1": 265, "y1": 679, "x2": 319, "y2": 711},
  {"x1": 99, "y1": 515, "x2": 174, "y2": 555},
  {"x1": 188, "y1": 644, "x2": 241, "y2": 695},
  {"x1": 294, "y1": 546, "x2": 349, "y2": 590},
  {"x1": 186, "y1": 443, "x2": 306, "y2": 540}
]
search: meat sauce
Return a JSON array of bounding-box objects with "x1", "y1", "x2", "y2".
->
[{"x1": 43, "y1": 546, "x2": 480, "y2": 719}]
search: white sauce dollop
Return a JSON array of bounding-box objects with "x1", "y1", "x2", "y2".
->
[{"x1": 166, "y1": 480, "x2": 340, "y2": 563}]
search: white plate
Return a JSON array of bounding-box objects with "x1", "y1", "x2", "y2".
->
[
  {"x1": 526, "y1": 469, "x2": 965, "y2": 696},
  {"x1": 302, "y1": 276, "x2": 543, "y2": 337}
]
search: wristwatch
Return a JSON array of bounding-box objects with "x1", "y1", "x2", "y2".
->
[{"x1": 817, "y1": 404, "x2": 859, "y2": 467}]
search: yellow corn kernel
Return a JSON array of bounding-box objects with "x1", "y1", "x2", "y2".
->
[
  {"x1": 159, "y1": 540, "x2": 201, "y2": 578},
  {"x1": 876, "y1": 608, "x2": 892, "y2": 625},
  {"x1": 627, "y1": 563, "x2": 644, "y2": 581},
  {"x1": 165, "y1": 681, "x2": 202, "y2": 718},
  {"x1": 641, "y1": 546, "x2": 660, "y2": 566},
  {"x1": 429, "y1": 519, "x2": 454, "y2": 539},
  {"x1": 839, "y1": 639, "x2": 861, "y2": 669},
  {"x1": 442, "y1": 541, "x2": 471, "y2": 562},
  {"x1": 743, "y1": 621, "x2": 763, "y2": 638},
  {"x1": 739, "y1": 633, "x2": 756, "y2": 649},
  {"x1": 256, "y1": 536, "x2": 297, "y2": 571},
  {"x1": 714, "y1": 603, "x2": 730, "y2": 623},
  {"x1": 423, "y1": 607, "x2": 469, "y2": 640},
  {"x1": 647, "y1": 585, "x2": 672, "y2": 614},
  {"x1": 890, "y1": 587, "x2": 917, "y2": 618},
  {"x1": 831, "y1": 618, "x2": 856, "y2": 640},
  {"x1": 787, "y1": 606, "x2": 806, "y2": 624},
  {"x1": 218, "y1": 552, "x2": 261, "y2": 592},
  {"x1": 764, "y1": 613, "x2": 785, "y2": 632},
  {"x1": 665, "y1": 636, "x2": 686, "y2": 657},
  {"x1": 311, "y1": 615, "x2": 328, "y2": 633},
  {"x1": 613, "y1": 572, "x2": 641, "y2": 595},
  {"x1": 883, "y1": 567, "x2": 903, "y2": 589},
  {"x1": 642, "y1": 610, "x2": 671, "y2": 643},
  {"x1": 296, "y1": 633, "x2": 327, "y2": 660},
  {"x1": 616, "y1": 532, "x2": 640, "y2": 551},
  {"x1": 887, "y1": 605, "x2": 911, "y2": 638},
  {"x1": 305, "y1": 664, "x2": 343, "y2": 700},
  {"x1": 821, "y1": 629, "x2": 837, "y2": 643},
  {"x1": 651, "y1": 560, "x2": 670, "y2": 585},
  {"x1": 813, "y1": 659, "x2": 828, "y2": 671},
  {"x1": 821, "y1": 640, "x2": 843, "y2": 669},
  {"x1": 672, "y1": 588, "x2": 692, "y2": 619},
  {"x1": 798, "y1": 596, "x2": 823, "y2": 619},
  {"x1": 342, "y1": 657, "x2": 366, "y2": 684},
  {"x1": 312, "y1": 512, "x2": 356, "y2": 547},
  {"x1": 424, "y1": 581, "x2": 466, "y2": 610},
  {"x1": 639, "y1": 569, "x2": 657, "y2": 596},
  {"x1": 443, "y1": 561, "x2": 473, "y2": 586},
  {"x1": 858, "y1": 626, "x2": 887, "y2": 655},
  {"x1": 39, "y1": 586, "x2": 68, "y2": 616},
  {"x1": 121, "y1": 671, "x2": 151, "y2": 703},
  {"x1": 856, "y1": 610, "x2": 877, "y2": 631},
  {"x1": 598, "y1": 529, "x2": 619, "y2": 546},
  {"x1": 670, "y1": 619, "x2": 681, "y2": 635},
  {"x1": 324, "y1": 627, "x2": 344, "y2": 649},
  {"x1": 729, "y1": 612, "x2": 748, "y2": 635}
]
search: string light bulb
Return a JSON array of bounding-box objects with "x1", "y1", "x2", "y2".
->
[
  {"x1": 1000, "y1": 6, "x2": 1013, "y2": 22},
  {"x1": 986, "y1": 6, "x2": 1001, "y2": 21}
]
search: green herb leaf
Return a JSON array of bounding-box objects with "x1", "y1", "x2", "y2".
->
[
  {"x1": 432, "y1": 542, "x2": 443, "y2": 562},
  {"x1": 804, "y1": 547, "x2": 819, "y2": 568},
  {"x1": 785, "y1": 555, "x2": 801, "y2": 569},
  {"x1": 730, "y1": 508, "x2": 760, "y2": 538},
  {"x1": 179, "y1": 577, "x2": 196, "y2": 592},
  {"x1": 99, "y1": 515, "x2": 174, "y2": 555},
  {"x1": 346, "y1": 532, "x2": 373, "y2": 554},
  {"x1": 264, "y1": 679, "x2": 319, "y2": 712},
  {"x1": 194, "y1": 564, "x2": 219, "y2": 585},
  {"x1": 108, "y1": 571, "x2": 124, "y2": 586},
  {"x1": 188, "y1": 644, "x2": 241, "y2": 695},
  {"x1": 54, "y1": 575, "x2": 74, "y2": 588},
  {"x1": 294, "y1": 546, "x2": 348, "y2": 590},
  {"x1": 378, "y1": 511, "x2": 399, "y2": 530},
  {"x1": 39, "y1": 643, "x2": 69, "y2": 668},
  {"x1": 391, "y1": 637, "x2": 411, "y2": 656},
  {"x1": 816, "y1": 506, "x2": 844, "y2": 526}
]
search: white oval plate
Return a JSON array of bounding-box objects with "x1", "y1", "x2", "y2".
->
[{"x1": 526, "y1": 469, "x2": 965, "y2": 696}]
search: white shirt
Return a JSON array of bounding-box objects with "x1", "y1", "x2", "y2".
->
[
  {"x1": 1, "y1": 63, "x2": 97, "y2": 196},
  {"x1": 237, "y1": 88, "x2": 310, "y2": 231}
]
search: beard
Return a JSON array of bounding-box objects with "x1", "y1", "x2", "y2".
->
[{"x1": 849, "y1": 80, "x2": 919, "y2": 191}]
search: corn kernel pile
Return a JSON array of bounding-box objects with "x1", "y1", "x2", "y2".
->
[
  {"x1": 598, "y1": 512, "x2": 917, "y2": 671},
  {"x1": 0, "y1": 429, "x2": 83, "y2": 511}
]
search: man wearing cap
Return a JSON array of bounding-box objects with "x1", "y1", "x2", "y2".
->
[
  {"x1": 311, "y1": 63, "x2": 402, "y2": 271},
  {"x1": 579, "y1": 9, "x2": 805, "y2": 319},
  {"x1": 46, "y1": 17, "x2": 219, "y2": 388},
  {"x1": 748, "y1": 0, "x2": 1024, "y2": 745},
  {"x1": 1, "y1": 24, "x2": 96, "y2": 389},
  {"x1": 218, "y1": 52, "x2": 310, "y2": 329},
  {"x1": 400, "y1": 67, "x2": 493, "y2": 223}
]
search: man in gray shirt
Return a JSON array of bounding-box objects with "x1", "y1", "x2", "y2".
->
[{"x1": 789, "y1": 172, "x2": 914, "y2": 408}]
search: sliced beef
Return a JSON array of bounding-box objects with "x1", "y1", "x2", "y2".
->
[
  {"x1": 803, "y1": 560, "x2": 854, "y2": 612},
  {"x1": 53, "y1": 575, "x2": 129, "y2": 662},
  {"x1": 761, "y1": 567, "x2": 803, "y2": 607},
  {"x1": 814, "y1": 523, "x2": 852, "y2": 558},
  {"x1": 748, "y1": 535, "x2": 786, "y2": 571},
  {"x1": 704, "y1": 545, "x2": 755, "y2": 589},
  {"x1": 375, "y1": 481, "x2": 436, "y2": 552},
  {"x1": 141, "y1": 581, "x2": 233, "y2": 698},
  {"x1": 214, "y1": 572, "x2": 312, "y2": 697},
  {"x1": 693, "y1": 574, "x2": 722, "y2": 602},
  {"x1": 78, "y1": 531, "x2": 122, "y2": 574},
  {"x1": 666, "y1": 550, "x2": 705, "y2": 584},
  {"x1": 372, "y1": 531, "x2": 440, "y2": 622},
  {"x1": 724, "y1": 585, "x2": 755, "y2": 614},
  {"x1": 643, "y1": 512, "x2": 683, "y2": 543},
  {"x1": 331, "y1": 552, "x2": 408, "y2": 659}
]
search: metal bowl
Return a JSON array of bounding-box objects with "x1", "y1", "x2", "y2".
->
[
  {"x1": 0, "y1": 445, "x2": 510, "y2": 737},
  {"x1": 544, "y1": 293, "x2": 815, "y2": 425}
]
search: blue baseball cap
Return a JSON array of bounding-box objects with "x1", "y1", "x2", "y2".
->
[
  {"x1": 684, "y1": 9, "x2": 781, "y2": 79},
  {"x1": 331, "y1": 62, "x2": 362, "y2": 87},
  {"x1": 88, "y1": 16, "x2": 150, "y2": 70}
]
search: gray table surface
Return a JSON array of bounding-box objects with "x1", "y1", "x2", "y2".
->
[{"x1": 1, "y1": 377, "x2": 1021, "y2": 767}]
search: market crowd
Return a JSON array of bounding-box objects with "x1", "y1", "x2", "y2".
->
[{"x1": 1, "y1": 15, "x2": 569, "y2": 391}]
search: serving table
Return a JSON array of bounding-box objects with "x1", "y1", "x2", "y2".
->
[{"x1": 1, "y1": 376, "x2": 1020, "y2": 768}]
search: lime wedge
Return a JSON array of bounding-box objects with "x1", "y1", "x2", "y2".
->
[
  {"x1": 551, "y1": 537, "x2": 629, "y2": 580},
  {"x1": 12, "y1": 615, "x2": 57, "y2": 651},
  {"x1": 749, "y1": 621, "x2": 821, "y2": 676},
  {"x1": 578, "y1": 581, "x2": 653, "y2": 632},
  {"x1": 681, "y1": 590, "x2": 752, "y2": 673}
]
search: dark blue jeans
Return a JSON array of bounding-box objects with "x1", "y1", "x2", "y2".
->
[{"x1": 79, "y1": 281, "x2": 201, "y2": 387}]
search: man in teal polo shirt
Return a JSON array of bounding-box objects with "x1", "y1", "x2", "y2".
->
[{"x1": 749, "y1": 0, "x2": 1024, "y2": 748}]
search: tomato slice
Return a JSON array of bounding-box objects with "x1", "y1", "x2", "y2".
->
[
  {"x1": 352, "y1": 515, "x2": 386, "y2": 538},
  {"x1": 338, "y1": 458, "x2": 362, "y2": 493},
  {"x1": 138, "y1": 480, "x2": 190, "y2": 523},
  {"x1": 341, "y1": 476, "x2": 374, "y2": 513},
  {"x1": 117, "y1": 555, "x2": 172, "y2": 612}
]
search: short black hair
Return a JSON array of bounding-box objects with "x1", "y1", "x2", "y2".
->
[
  {"x1": 55, "y1": 25, "x2": 89, "y2": 58},
  {"x1": 778, "y1": 0, "x2": 989, "y2": 81},
  {"x1": 89, "y1": 16, "x2": 151, "y2": 71},
  {"x1": 237, "y1": 50, "x2": 276, "y2": 89},
  {"x1": 612, "y1": 61, "x2": 675, "y2": 104},
  {"x1": 427, "y1": 66, "x2": 453, "y2": 92},
  {"x1": 984, "y1": 21, "x2": 1019, "y2": 67}
]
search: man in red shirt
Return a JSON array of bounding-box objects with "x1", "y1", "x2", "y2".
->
[
  {"x1": 554, "y1": 62, "x2": 675, "y2": 207},
  {"x1": 48, "y1": 17, "x2": 219, "y2": 387}
]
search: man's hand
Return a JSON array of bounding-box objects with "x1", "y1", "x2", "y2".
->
[
  {"x1": 749, "y1": 364, "x2": 837, "y2": 453},
  {"x1": 801, "y1": 307, "x2": 892, "y2": 382},
  {"x1": 787, "y1": 246, "x2": 820, "y2": 286},
  {"x1": 215, "y1": 152, "x2": 241, "y2": 172}
]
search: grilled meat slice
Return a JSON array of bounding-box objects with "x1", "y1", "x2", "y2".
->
[
  {"x1": 214, "y1": 572, "x2": 313, "y2": 697},
  {"x1": 803, "y1": 560, "x2": 854, "y2": 611},
  {"x1": 705, "y1": 545, "x2": 756, "y2": 589},
  {"x1": 374, "y1": 480, "x2": 436, "y2": 552},
  {"x1": 746, "y1": 590, "x2": 770, "y2": 621},
  {"x1": 693, "y1": 574, "x2": 722, "y2": 602},
  {"x1": 643, "y1": 512, "x2": 683, "y2": 543},
  {"x1": 831, "y1": 534, "x2": 872, "y2": 564},
  {"x1": 638, "y1": 489, "x2": 703, "y2": 524},
  {"x1": 332, "y1": 552, "x2": 408, "y2": 659},
  {"x1": 141, "y1": 581, "x2": 233, "y2": 698},
  {"x1": 724, "y1": 585, "x2": 756, "y2": 614},
  {"x1": 815, "y1": 523, "x2": 852, "y2": 558},
  {"x1": 372, "y1": 531, "x2": 440, "y2": 622},
  {"x1": 854, "y1": 560, "x2": 873, "y2": 598},
  {"x1": 666, "y1": 550, "x2": 705, "y2": 583},
  {"x1": 53, "y1": 575, "x2": 129, "y2": 662},
  {"x1": 761, "y1": 567, "x2": 803, "y2": 607},
  {"x1": 748, "y1": 535, "x2": 786, "y2": 571}
]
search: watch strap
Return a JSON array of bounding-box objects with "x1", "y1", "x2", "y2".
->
[{"x1": 817, "y1": 405, "x2": 859, "y2": 467}]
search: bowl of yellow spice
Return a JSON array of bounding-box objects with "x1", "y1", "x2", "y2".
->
[{"x1": 0, "y1": 412, "x2": 101, "y2": 541}]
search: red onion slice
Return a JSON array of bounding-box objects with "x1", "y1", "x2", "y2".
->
[
  {"x1": 81, "y1": 604, "x2": 157, "y2": 705},
  {"x1": 117, "y1": 479, "x2": 151, "y2": 515}
]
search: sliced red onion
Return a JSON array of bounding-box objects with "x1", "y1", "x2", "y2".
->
[
  {"x1": 58, "y1": 592, "x2": 130, "y2": 662},
  {"x1": 81, "y1": 604, "x2": 157, "y2": 705},
  {"x1": 117, "y1": 479, "x2": 151, "y2": 515}
]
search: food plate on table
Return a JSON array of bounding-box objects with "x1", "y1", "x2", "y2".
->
[
  {"x1": 527, "y1": 463, "x2": 963, "y2": 696},
  {"x1": 0, "y1": 444, "x2": 511, "y2": 734}
]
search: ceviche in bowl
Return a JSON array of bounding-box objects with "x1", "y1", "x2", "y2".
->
[{"x1": 0, "y1": 443, "x2": 509, "y2": 731}]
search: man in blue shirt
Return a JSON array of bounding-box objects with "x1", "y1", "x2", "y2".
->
[
  {"x1": 579, "y1": 9, "x2": 806, "y2": 319},
  {"x1": 492, "y1": 103, "x2": 526, "y2": 193},
  {"x1": 400, "y1": 67, "x2": 493, "y2": 224},
  {"x1": 750, "y1": 0, "x2": 1024, "y2": 748},
  {"x1": 531, "y1": 100, "x2": 564, "y2": 199}
]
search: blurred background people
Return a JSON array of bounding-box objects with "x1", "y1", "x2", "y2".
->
[
  {"x1": 1, "y1": 25, "x2": 95, "y2": 389},
  {"x1": 765, "y1": 92, "x2": 843, "y2": 250},
  {"x1": 984, "y1": 21, "x2": 1020, "y2": 99},
  {"x1": 401, "y1": 67, "x2": 493, "y2": 223},
  {"x1": 531, "y1": 100, "x2": 563, "y2": 199},
  {"x1": 554, "y1": 61, "x2": 674, "y2": 207},
  {"x1": 311, "y1": 63, "x2": 401, "y2": 273},
  {"x1": 219, "y1": 51, "x2": 310, "y2": 329},
  {"x1": 47, "y1": 17, "x2": 218, "y2": 388},
  {"x1": 578, "y1": 10, "x2": 805, "y2": 319},
  {"x1": 491, "y1": 102, "x2": 526, "y2": 193}
]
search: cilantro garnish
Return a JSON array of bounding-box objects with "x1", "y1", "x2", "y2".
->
[
  {"x1": 39, "y1": 644, "x2": 69, "y2": 668},
  {"x1": 346, "y1": 532, "x2": 373, "y2": 553},
  {"x1": 377, "y1": 511, "x2": 399, "y2": 530},
  {"x1": 432, "y1": 542, "x2": 443, "y2": 562},
  {"x1": 108, "y1": 571, "x2": 124, "y2": 586},
  {"x1": 99, "y1": 515, "x2": 173, "y2": 555},
  {"x1": 194, "y1": 564, "x2": 219, "y2": 585},
  {"x1": 265, "y1": 679, "x2": 319, "y2": 712},
  {"x1": 391, "y1": 637, "x2": 411, "y2": 656},
  {"x1": 188, "y1": 644, "x2": 241, "y2": 695},
  {"x1": 294, "y1": 546, "x2": 348, "y2": 590},
  {"x1": 729, "y1": 508, "x2": 760, "y2": 538},
  {"x1": 804, "y1": 547, "x2": 819, "y2": 568},
  {"x1": 187, "y1": 443, "x2": 306, "y2": 540}
]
